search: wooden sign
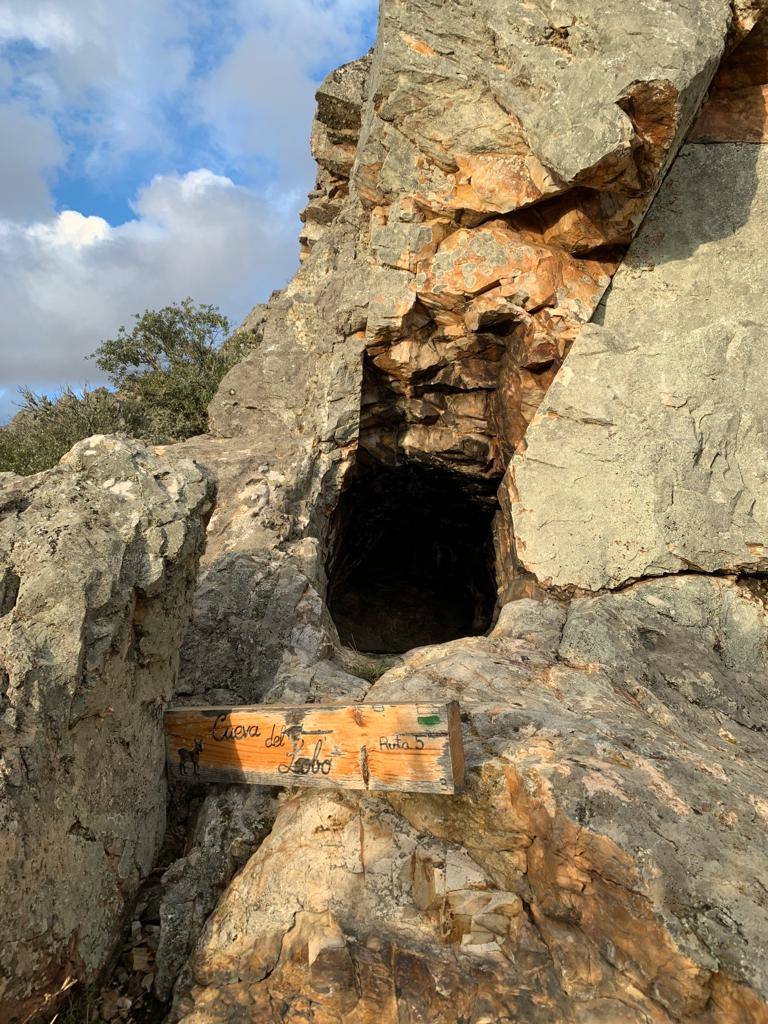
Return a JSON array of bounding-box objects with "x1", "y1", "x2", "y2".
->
[{"x1": 164, "y1": 702, "x2": 463, "y2": 794}]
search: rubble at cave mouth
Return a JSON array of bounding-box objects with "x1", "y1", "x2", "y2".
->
[{"x1": 326, "y1": 457, "x2": 499, "y2": 654}]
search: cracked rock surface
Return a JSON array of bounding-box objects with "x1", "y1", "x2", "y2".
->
[
  {"x1": 170, "y1": 578, "x2": 768, "y2": 1023},
  {"x1": 0, "y1": 437, "x2": 213, "y2": 1022},
  {"x1": 11, "y1": 3, "x2": 768, "y2": 1022},
  {"x1": 172, "y1": 0, "x2": 741, "y2": 708},
  {"x1": 154, "y1": 6, "x2": 768, "y2": 1022},
  {"x1": 510, "y1": 144, "x2": 768, "y2": 592}
]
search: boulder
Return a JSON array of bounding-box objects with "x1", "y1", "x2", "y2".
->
[
  {"x1": 510, "y1": 144, "x2": 768, "y2": 591},
  {"x1": 357, "y1": 0, "x2": 733, "y2": 214},
  {"x1": 169, "y1": 578, "x2": 768, "y2": 1022},
  {"x1": 0, "y1": 436, "x2": 213, "y2": 1021}
]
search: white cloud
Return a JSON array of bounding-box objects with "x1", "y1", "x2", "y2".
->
[
  {"x1": 0, "y1": 0, "x2": 378, "y2": 423},
  {"x1": 25, "y1": 208, "x2": 110, "y2": 247},
  {"x1": 1, "y1": 0, "x2": 194, "y2": 168},
  {"x1": 0, "y1": 5, "x2": 79, "y2": 49},
  {"x1": 0, "y1": 101, "x2": 65, "y2": 218},
  {"x1": 0, "y1": 169, "x2": 297, "y2": 390},
  {"x1": 197, "y1": 0, "x2": 377, "y2": 193}
]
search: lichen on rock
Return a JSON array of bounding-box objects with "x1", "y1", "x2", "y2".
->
[{"x1": 0, "y1": 437, "x2": 213, "y2": 1021}]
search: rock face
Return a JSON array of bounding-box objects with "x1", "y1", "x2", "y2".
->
[
  {"x1": 36, "y1": 3, "x2": 763, "y2": 1022},
  {"x1": 155, "y1": 786, "x2": 277, "y2": 1000},
  {"x1": 346, "y1": 0, "x2": 737, "y2": 477},
  {"x1": 360, "y1": 0, "x2": 729, "y2": 213},
  {"x1": 212, "y1": 0, "x2": 737, "y2": 478},
  {"x1": 178, "y1": 0, "x2": 740, "y2": 690},
  {"x1": 510, "y1": 143, "x2": 768, "y2": 591},
  {"x1": 692, "y1": 18, "x2": 768, "y2": 142},
  {"x1": 300, "y1": 55, "x2": 371, "y2": 259},
  {"x1": 170, "y1": 578, "x2": 768, "y2": 1023},
  {"x1": 0, "y1": 437, "x2": 212, "y2": 1021}
]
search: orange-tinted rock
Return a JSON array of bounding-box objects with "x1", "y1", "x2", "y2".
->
[
  {"x1": 416, "y1": 222, "x2": 561, "y2": 312},
  {"x1": 508, "y1": 189, "x2": 648, "y2": 253},
  {"x1": 169, "y1": 580, "x2": 768, "y2": 1023},
  {"x1": 691, "y1": 19, "x2": 768, "y2": 142},
  {"x1": 452, "y1": 149, "x2": 568, "y2": 214},
  {"x1": 731, "y1": 0, "x2": 768, "y2": 43},
  {"x1": 416, "y1": 220, "x2": 610, "y2": 316},
  {"x1": 354, "y1": 219, "x2": 619, "y2": 473}
]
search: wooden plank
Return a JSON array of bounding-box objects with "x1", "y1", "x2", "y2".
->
[{"x1": 164, "y1": 702, "x2": 464, "y2": 794}]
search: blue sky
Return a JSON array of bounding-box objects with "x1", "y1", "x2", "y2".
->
[{"x1": 0, "y1": 0, "x2": 378, "y2": 423}]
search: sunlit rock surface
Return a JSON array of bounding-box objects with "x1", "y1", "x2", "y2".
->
[
  {"x1": 510, "y1": 144, "x2": 768, "y2": 592},
  {"x1": 170, "y1": 580, "x2": 768, "y2": 1023}
]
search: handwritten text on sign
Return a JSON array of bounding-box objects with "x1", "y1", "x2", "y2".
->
[{"x1": 164, "y1": 702, "x2": 464, "y2": 794}]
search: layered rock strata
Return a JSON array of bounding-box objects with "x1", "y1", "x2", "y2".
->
[{"x1": 0, "y1": 437, "x2": 212, "y2": 1022}]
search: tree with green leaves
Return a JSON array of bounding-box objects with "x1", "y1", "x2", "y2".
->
[
  {"x1": 91, "y1": 297, "x2": 250, "y2": 443},
  {"x1": 0, "y1": 298, "x2": 253, "y2": 476}
]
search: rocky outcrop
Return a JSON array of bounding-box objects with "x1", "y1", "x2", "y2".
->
[
  {"x1": 360, "y1": 0, "x2": 729, "y2": 213},
  {"x1": 6, "y1": 2, "x2": 768, "y2": 1022},
  {"x1": 69, "y1": 4, "x2": 767, "y2": 1022},
  {"x1": 0, "y1": 437, "x2": 212, "y2": 1022},
  {"x1": 177, "y1": 0, "x2": 742, "y2": 696},
  {"x1": 300, "y1": 55, "x2": 371, "y2": 259},
  {"x1": 349, "y1": 0, "x2": 736, "y2": 474},
  {"x1": 155, "y1": 786, "x2": 277, "y2": 1000},
  {"x1": 509, "y1": 143, "x2": 768, "y2": 592},
  {"x1": 213, "y1": 0, "x2": 738, "y2": 481},
  {"x1": 170, "y1": 577, "x2": 768, "y2": 1023}
]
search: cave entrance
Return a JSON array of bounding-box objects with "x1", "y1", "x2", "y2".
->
[{"x1": 326, "y1": 458, "x2": 499, "y2": 654}]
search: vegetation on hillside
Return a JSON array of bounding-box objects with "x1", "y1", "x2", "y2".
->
[{"x1": 0, "y1": 299, "x2": 252, "y2": 476}]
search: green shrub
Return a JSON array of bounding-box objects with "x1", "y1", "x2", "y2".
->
[
  {"x1": 91, "y1": 297, "x2": 250, "y2": 443},
  {"x1": 0, "y1": 386, "x2": 127, "y2": 476},
  {"x1": 0, "y1": 299, "x2": 252, "y2": 476}
]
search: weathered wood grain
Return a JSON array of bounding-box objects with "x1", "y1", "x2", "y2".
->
[{"x1": 164, "y1": 702, "x2": 464, "y2": 794}]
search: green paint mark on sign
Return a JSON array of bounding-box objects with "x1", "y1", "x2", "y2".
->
[{"x1": 418, "y1": 714, "x2": 441, "y2": 726}]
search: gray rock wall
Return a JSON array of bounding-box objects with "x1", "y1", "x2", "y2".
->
[
  {"x1": 510, "y1": 144, "x2": 768, "y2": 591},
  {"x1": 0, "y1": 437, "x2": 212, "y2": 1021}
]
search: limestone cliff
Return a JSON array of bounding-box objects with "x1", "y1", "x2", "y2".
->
[
  {"x1": 159, "y1": 3, "x2": 768, "y2": 1023},
  {"x1": 5, "y1": 2, "x2": 768, "y2": 1023}
]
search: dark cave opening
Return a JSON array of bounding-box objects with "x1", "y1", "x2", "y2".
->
[{"x1": 326, "y1": 457, "x2": 500, "y2": 654}]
